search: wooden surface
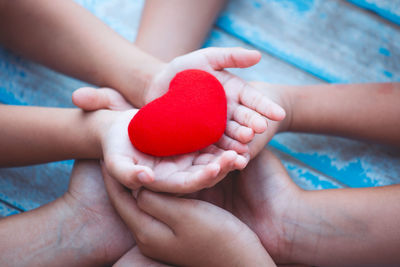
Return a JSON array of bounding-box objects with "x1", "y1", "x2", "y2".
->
[{"x1": 0, "y1": 0, "x2": 399, "y2": 217}]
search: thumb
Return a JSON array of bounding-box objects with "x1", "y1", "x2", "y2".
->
[
  {"x1": 72, "y1": 87, "x2": 133, "y2": 111},
  {"x1": 137, "y1": 190, "x2": 197, "y2": 228},
  {"x1": 201, "y1": 47, "x2": 261, "y2": 70}
]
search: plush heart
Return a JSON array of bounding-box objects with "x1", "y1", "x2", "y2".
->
[{"x1": 128, "y1": 69, "x2": 227, "y2": 157}]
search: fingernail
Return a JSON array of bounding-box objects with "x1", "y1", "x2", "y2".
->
[
  {"x1": 237, "y1": 156, "x2": 249, "y2": 170},
  {"x1": 138, "y1": 171, "x2": 152, "y2": 183},
  {"x1": 209, "y1": 163, "x2": 220, "y2": 174},
  {"x1": 276, "y1": 106, "x2": 286, "y2": 119}
]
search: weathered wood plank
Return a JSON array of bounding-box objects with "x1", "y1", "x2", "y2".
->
[
  {"x1": 348, "y1": 0, "x2": 400, "y2": 26},
  {"x1": 0, "y1": 201, "x2": 20, "y2": 218},
  {"x1": 0, "y1": 202, "x2": 20, "y2": 218},
  {"x1": 271, "y1": 147, "x2": 345, "y2": 190},
  {"x1": 217, "y1": 0, "x2": 400, "y2": 82},
  {"x1": 271, "y1": 134, "x2": 400, "y2": 188},
  {"x1": 0, "y1": 162, "x2": 71, "y2": 211},
  {"x1": 204, "y1": 29, "x2": 322, "y2": 84}
]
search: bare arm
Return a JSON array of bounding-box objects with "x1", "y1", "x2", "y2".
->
[
  {"x1": 0, "y1": 0, "x2": 164, "y2": 107},
  {"x1": 228, "y1": 149, "x2": 400, "y2": 266},
  {"x1": 248, "y1": 82, "x2": 400, "y2": 159},
  {"x1": 136, "y1": 0, "x2": 227, "y2": 61},
  {"x1": 0, "y1": 161, "x2": 134, "y2": 266},
  {"x1": 287, "y1": 82, "x2": 400, "y2": 146},
  {"x1": 288, "y1": 184, "x2": 400, "y2": 266},
  {"x1": 0, "y1": 105, "x2": 113, "y2": 166}
]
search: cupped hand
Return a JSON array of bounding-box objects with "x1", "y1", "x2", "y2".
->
[
  {"x1": 191, "y1": 149, "x2": 304, "y2": 264},
  {"x1": 73, "y1": 87, "x2": 247, "y2": 194},
  {"x1": 145, "y1": 47, "x2": 286, "y2": 151},
  {"x1": 102, "y1": 167, "x2": 274, "y2": 267},
  {"x1": 114, "y1": 246, "x2": 172, "y2": 267}
]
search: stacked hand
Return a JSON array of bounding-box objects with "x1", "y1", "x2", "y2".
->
[
  {"x1": 73, "y1": 48, "x2": 285, "y2": 193},
  {"x1": 146, "y1": 47, "x2": 286, "y2": 148},
  {"x1": 75, "y1": 88, "x2": 247, "y2": 193},
  {"x1": 71, "y1": 48, "x2": 293, "y2": 266},
  {"x1": 103, "y1": 168, "x2": 275, "y2": 267}
]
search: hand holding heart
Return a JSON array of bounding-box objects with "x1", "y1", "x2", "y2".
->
[
  {"x1": 144, "y1": 47, "x2": 286, "y2": 152},
  {"x1": 73, "y1": 88, "x2": 247, "y2": 193},
  {"x1": 72, "y1": 47, "x2": 286, "y2": 193}
]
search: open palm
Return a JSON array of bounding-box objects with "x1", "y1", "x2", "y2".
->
[
  {"x1": 145, "y1": 47, "x2": 286, "y2": 151},
  {"x1": 74, "y1": 88, "x2": 247, "y2": 194}
]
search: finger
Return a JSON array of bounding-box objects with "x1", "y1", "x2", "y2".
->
[
  {"x1": 72, "y1": 87, "x2": 132, "y2": 111},
  {"x1": 206, "y1": 151, "x2": 240, "y2": 187},
  {"x1": 194, "y1": 149, "x2": 239, "y2": 189},
  {"x1": 201, "y1": 145, "x2": 247, "y2": 170},
  {"x1": 233, "y1": 105, "x2": 268, "y2": 134},
  {"x1": 137, "y1": 189, "x2": 197, "y2": 229},
  {"x1": 225, "y1": 121, "x2": 254, "y2": 144},
  {"x1": 114, "y1": 247, "x2": 172, "y2": 267},
  {"x1": 202, "y1": 47, "x2": 261, "y2": 70},
  {"x1": 215, "y1": 135, "x2": 249, "y2": 154},
  {"x1": 240, "y1": 84, "x2": 286, "y2": 121},
  {"x1": 234, "y1": 153, "x2": 249, "y2": 170},
  {"x1": 102, "y1": 165, "x2": 172, "y2": 242},
  {"x1": 148, "y1": 162, "x2": 221, "y2": 194},
  {"x1": 105, "y1": 155, "x2": 155, "y2": 190}
]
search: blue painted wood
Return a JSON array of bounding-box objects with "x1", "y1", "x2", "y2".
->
[
  {"x1": 271, "y1": 148, "x2": 345, "y2": 190},
  {"x1": 348, "y1": 0, "x2": 400, "y2": 26},
  {"x1": 204, "y1": 29, "x2": 322, "y2": 84},
  {"x1": 0, "y1": 201, "x2": 20, "y2": 218},
  {"x1": 217, "y1": 0, "x2": 400, "y2": 83},
  {"x1": 271, "y1": 134, "x2": 400, "y2": 188},
  {"x1": 0, "y1": 162, "x2": 72, "y2": 211}
]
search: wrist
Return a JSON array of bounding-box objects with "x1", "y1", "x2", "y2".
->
[
  {"x1": 281, "y1": 190, "x2": 327, "y2": 265},
  {"x1": 275, "y1": 85, "x2": 295, "y2": 134},
  {"x1": 0, "y1": 197, "x2": 101, "y2": 266},
  {"x1": 104, "y1": 45, "x2": 166, "y2": 108},
  {"x1": 89, "y1": 109, "x2": 120, "y2": 158}
]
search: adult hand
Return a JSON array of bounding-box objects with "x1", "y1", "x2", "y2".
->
[
  {"x1": 61, "y1": 160, "x2": 135, "y2": 265},
  {"x1": 103, "y1": 172, "x2": 274, "y2": 267},
  {"x1": 191, "y1": 149, "x2": 304, "y2": 264}
]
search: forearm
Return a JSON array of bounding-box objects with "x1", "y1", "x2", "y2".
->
[
  {"x1": 286, "y1": 83, "x2": 400, "y2": 146},
  {"x1": 0, "y1": 105, "x2": 113, "y2": 166},
  {"x1": 0, "y1": 0, "x2": 164, "y2": 107},
  {"x1": 0, "y1": 198, "x2": 102, "y2": 266},
  {"x1": 287, "y1": 185, "x2": 400, "y2": 266},
  {"x1": 135, "y1": 0, "x2": 227, "y2": 61}
]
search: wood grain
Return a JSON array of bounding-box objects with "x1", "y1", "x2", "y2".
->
[
  {"x1": 348, "y1": 0, "x2": 400, "y2": 25},
  {"x1": 217, "y1": 0, "x2": 400, "y2": 82}
]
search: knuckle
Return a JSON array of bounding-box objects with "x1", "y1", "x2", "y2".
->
[
  {"x1": 106, "y1": 158, "x2": 118, "y2": 172},
  {"x1": 136, "y1": 230, "x2": 151, "y2": 246},
  {"x1": 136, "y1": 189, "x2": 151, "y2": 207},
  {"x1": 123, "y1": 175, "x2": 139, "y2": 190}
]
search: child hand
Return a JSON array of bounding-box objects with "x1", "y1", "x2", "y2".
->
[
  {"x1": 75, "y1": 87, "x2": 247, "y2": 193},
  {"x1": 145, "y1": 47, "x2": 286, "y2": 152},
  {"x1": 114, "y1": 247, "x2": 172, "y2": 267},
  {"x1": 98, "y1": 109, "x2": 247, "y2": 193},
  {"x1": 103, "y1": 168, "x2": 275, "y2": 267}
]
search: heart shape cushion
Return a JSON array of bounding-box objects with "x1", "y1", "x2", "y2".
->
[{"x1": 128, "y1": 69, "x2": 227, "y2": 157}]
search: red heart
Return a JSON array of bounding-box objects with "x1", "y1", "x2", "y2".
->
[{"x1": 128, "y1": 69, "x2": 227, "y2": 157}]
